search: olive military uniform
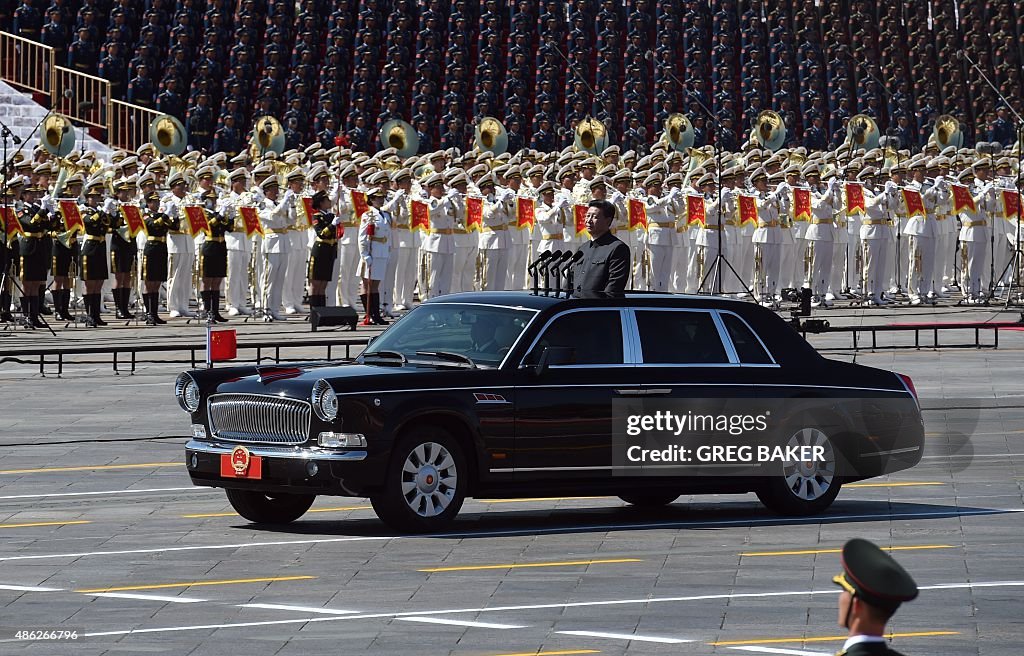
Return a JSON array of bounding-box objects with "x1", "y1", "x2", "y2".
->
[{"x1": 308, "y1": 208, "x2": 338, "y2": 282}]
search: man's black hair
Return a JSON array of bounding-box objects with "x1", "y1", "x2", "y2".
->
[{"x1": 588, "y1": 198, "x2": 615, "y2": 221}]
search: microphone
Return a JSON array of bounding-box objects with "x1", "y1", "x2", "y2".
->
[
  {"x1": 527, "y1": 250, "x2": 552, "y2": 274},
  {"x1": 78, "y1": 101, "x2": 94, "y2": 112},
  {"x1": 63, "y1": 88, "x2": 74, "y2": 99}
]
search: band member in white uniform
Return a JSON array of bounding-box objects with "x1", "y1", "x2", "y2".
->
[
  {"x1": 382, "y1": 169, "x2": 414, "y2": 314},
  {"x1": 358, "y1": 186, "x2": 393, "y2": 325},
  {"x1": 642, "y1": 173, "x2": 681, "y2": 292},
  {"x1": 161, "y1": 172, "x2": 195, "y2": 317},
  {"x1": 803, "y1": 165, "x2": 837, "y2": 307},
  {"x1": 448, "y1": 171, "x2": 476, "y2": 293},
  {"x1": 219, "y1": 168, "x2": 252, "y2": 315},
  {"x1": 477, "y1": 173, "x2": 510, "y2": 291},
  {"x1": 859, "y1": 167, "x2": 895, "y2": 306},
  {"x1": 420, "y1": 173, "x2": 455, "y2": 298},
  {"x1": 333, "y1": 165, "x2": 362, "y2": 308},
  {"x1": 750, "y1": 167, "x2": 783, "y2": 306},
  {"x1": 257, "y1": 176, "x2": 293, "y2": 321}
]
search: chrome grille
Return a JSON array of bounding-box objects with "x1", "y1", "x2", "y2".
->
[{"x1": 207, "y1": 394, "x2": 311, "y2": 444}]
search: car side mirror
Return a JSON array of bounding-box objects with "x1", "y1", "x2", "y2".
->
[{"x1": 531, "y1": 346, "x2": 575, "y2": 377}]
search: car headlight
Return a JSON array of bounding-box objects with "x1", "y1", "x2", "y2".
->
[
  {"x1": 311, "y1": 378, "x2": 338, "y2": 421},
  {"x1": 175, "y1": 372, "x2": 201, "y2": 413}
]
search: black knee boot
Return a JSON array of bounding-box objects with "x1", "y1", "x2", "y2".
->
[
  {"x1": 370, "y1": 292, "x2": 388, "y2": 325},
  {"x1": 0, "y1": 291, "x2": 12, "y2": 321},
  {"x1": 83, "y1": 293, "x2": 98, "y2": 327},
  {"x1": 94, "y1": 292, "x2": 107, "y2": 326},
  {"x1": 56, "y1": 290, "x2": 74, "y2": 321},
  {"x1": 38, "y1": 284, "x2": 52, "y2": 315},
  {"x1": 114, "y1": 288, "x2": 129, "y2": 319},
  {"x1": 212, "y1": 290, "x2": 228, "y2": 323},
  {"x1": 26, "y1": 296, "x2": 45, "y2": 328},
  {"x1": 359, "y1": 293, "x2": 371, "y2": 325}
]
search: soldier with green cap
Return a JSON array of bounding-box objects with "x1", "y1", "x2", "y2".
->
[{"x1": 833, "y1": 538, "x2": 919, "y2": 656}]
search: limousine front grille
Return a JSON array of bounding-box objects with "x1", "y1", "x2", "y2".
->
[{"x1": 207, "y1": 394, "x2": 311, "y2": 445}]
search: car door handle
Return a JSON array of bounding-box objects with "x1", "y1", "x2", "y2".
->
[{"x1": 614, "y1": 388, "x2": 673, "y2": 396}]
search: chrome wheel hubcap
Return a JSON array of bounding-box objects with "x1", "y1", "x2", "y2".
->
[
  {"x1": 401, "y1": 441, "x2": 458, "y2": 517},
  {"x1": 782, "y1": 428, "x2": 835, "y2": 501}
]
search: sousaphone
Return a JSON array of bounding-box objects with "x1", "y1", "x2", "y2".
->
[
  {"x1": 752, "y1": 110, "x2": 786, "y2": 152},
  {"x1": 933, "y1": 114, "x2": 963, "y2": 150},
  {"x1": 251, "y1": 115, "x2": 285, "y2": 158},
  {"x1": 474, "y1": 117, "x2": 508, "y2": 157},
  {"x1": 149, "y1": 114, "x2": 187, "y2": 156},
  {"x1": 574, "y1": 116, "x2": 608, "y2": 155},
  {"x1": 847, "y1": 114, "x2": 880, "y2": 152},
  {"x1": 663, "y1": 113, "x2": 694, "y2": 152},
  {"x1": 42, "y1": 113, "x2": 75, "y2": 158},
  {"x1": 379, "y1": 119, "x2": 419, "y2": 159}
]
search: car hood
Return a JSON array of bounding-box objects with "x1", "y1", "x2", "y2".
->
[{"x1": 190, "y1": 361, "x2": 500, "y2": 399}]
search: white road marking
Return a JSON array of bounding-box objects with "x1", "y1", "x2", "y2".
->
[
  {"x1": 0, "y1": 584, "x2": 62, "y2": 592},
  {"x1": 729, "y1": 647, "x2": 831, "y2": 656},
  {"x1": 6, "y1": 507, "x2": 1024, "y2": 563},
  {"x1": 239, "y1": 603, "x2": 359, "y2": 615},
  {"x1": 556, "y1": 630, "x2": 693, "y2": 643},
  {"x1": 396, "y1": 617, "x2": 526, "y2": 629},
  {"x1": 0, "y1": 487, "x2": 213, "y2": 500},
  {"x1": 78, "y1": 580, "x2": 1024, "y2": 639},
  {"x1": 86, "y1": 592, "x2": 207, "y2": 604}
]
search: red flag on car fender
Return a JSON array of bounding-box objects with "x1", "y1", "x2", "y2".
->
[{"x1": 209, "y1": 329, "x2": 237, "y2": 363}]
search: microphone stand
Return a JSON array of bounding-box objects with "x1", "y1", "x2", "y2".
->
[
  {"x1": 542, "y1": 249, "x2": 561, "y2": 296},
  {"x1": 661, "y1": 68, "x2": 750, "y2": 298},
  {"x1": 960, "y1": 52, "x2": 1024, "y2": 305}
]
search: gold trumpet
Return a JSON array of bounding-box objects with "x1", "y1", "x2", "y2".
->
[{"x1": 55, "y1": 230, "x2": 78, "y2": 249}]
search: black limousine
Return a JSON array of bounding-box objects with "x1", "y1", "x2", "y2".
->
[{"x1": 178, "y1": 292, "x2": 924, "y2": 532}]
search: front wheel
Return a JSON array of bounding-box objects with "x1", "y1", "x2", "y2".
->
[
  {"x1": 225, "y1": 489, "x2": 316, "y2": 524},
  {"x1": 370, "y1": 427, "x2": 467, "y2": 533},
  {"x1": 756, "y1": 426, "x2": 842, "y2": 515}
]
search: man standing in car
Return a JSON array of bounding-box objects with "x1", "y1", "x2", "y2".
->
[{"x1": 572, "y1": 199, "x2": 630, "y2": 298}]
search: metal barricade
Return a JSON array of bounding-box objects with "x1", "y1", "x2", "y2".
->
[
  {"x1": 51, "y1": 66, "x2": 109, "y2": 130},
  {"x1": 110, "y1": 99, "x2": 162, "y2": 151},
  {"x1": 0, "y1": 32, "x2": 52, "y2": 95}
]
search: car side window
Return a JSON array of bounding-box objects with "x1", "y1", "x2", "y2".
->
[
  {"x1": 635, "y1": 310, "x2": 729, "y2": 364},
  {"x1": 528, "y1": 311, "x2": 624, "y2": 365},
  {"x1": 721, "y1": 313, "x2": 774, "y2": 364}
]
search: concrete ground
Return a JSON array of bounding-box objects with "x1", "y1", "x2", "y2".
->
[{"x1": 0, "y1": 297, "x2": 1022, "y2": 655}]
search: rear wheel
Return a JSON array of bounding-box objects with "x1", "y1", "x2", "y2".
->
[
  {"x1": 225, "y1": 489, "x2": 316, "y2": 524},
  {"x1": 618, "y1": 492, "x2": 680, "y2": 507},
  {"x1": 370, "y1": 426, "x2": 466, "y2": 533},
  {"x1": 756, "y1": 426, "x2": 841, "y2": 515}
]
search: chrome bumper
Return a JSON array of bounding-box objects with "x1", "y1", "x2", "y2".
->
[{"x1": 185, "y1": 439, "x2": 367, "y2": 462}]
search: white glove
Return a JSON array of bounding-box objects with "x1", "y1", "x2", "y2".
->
[{"x1": 362, "y1": 255, "x2": 373, "y2": 269}]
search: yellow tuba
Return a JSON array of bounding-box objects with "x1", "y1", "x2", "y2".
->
[
  {"x1": 663, "y1": 113, "x2": 694, "y2": 152},
  {"x1": 474, "y1": 117, "x2": 508, "y2": 157},
  {"x1": 149, "y1": 114, "x2": 188, "y2": 156},
  {"x1": 847, "y1": 114, "x2": 880, "y2": 152},
  {"x1": 574, "y1": 116, "x2": 609, "y2": 155},
  {"x1": 251, "y1": 115, "x2": 285, "y2": 158},
  {"x1": 752, "y1": 110, "x2": 786, "y2": 152},
  {"x1": 933, "y1": 114, "x2": 963, "y2": 150},
  {"x1": 379, "y1": 119, "x2": 419, "y2": 158}
]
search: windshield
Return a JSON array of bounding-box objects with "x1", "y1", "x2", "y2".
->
[{"x1": 361, "y1": 303, "x2": 537, "y2": 368}]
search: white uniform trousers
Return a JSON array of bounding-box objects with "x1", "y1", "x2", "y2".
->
[
  {"x1": 426, "y1": 252, "x2": 454, "y2": 298},
  {"x1": 648, "y1": 244, "x2": 674, "y2": 292},
  {"x1": 381, "y1": 247, "x2": 398, "y2": 309},
  {"x1": 262, "y1": 251, "x2": 288, "y2": 315},
  {"x1": 335, "y1": 242, "x2": 360, "y2": 307},
  {"x1": 632, "y1": 243, "x2": 648, "y2": 290},
  {"x1": 830, "y1": 240, "x2": 854, "y2": 295},
  {"x1": 862, "y1": 239, "x2": 889, "y2": 301},
  {"x1": 684, "y1": 238, "x2": 701, "y2": 293},
  {"x1": 392, "y1": 246, "x2": 417, "y2": 307},
  {"x1": 755, "y1": 243, "x2": 781, "y2": 299},
  {"x1": 670, "y1": 238, "x2": 689, "y2": 293},
  {"x1": 791, "y1": 237, "x2": 809, "y2": 289},
  {"x1": 960, "y1": 241, "x2": 987, "y2": 300},
  {"x1": 993, "y1": 238, "x2": 1015, "y2": 286},
  {"x1": 283, "y1": 234, "x2": 307, "y2": 311},
  {"x1": 906, "y1": 235, "x2": 936, "y2": 300},
  {"x1": 251, "y1": 239, "x2": 264, "y2": 309},
  {"x1": 807, "y1": 240, "x2": 833, "y2": 297},
  {"x1": 729, "y1": 237, "x2": 752, "y2": 293},
  {"x1": 482, "y1": 249, "x2": 509, "y2": 291},
  {"x1": 452, "y1": 245, "x2": 477, "y2": 292},
  {"x1": 779, "y1": 241, "x2": 796, "y2": 290},
  {"x1": 506, "y1": 243, "x2": 528, "y2": 290},
  {"x1": 225, "y1": 249, "x2": 249, "y2": 311},
  {"x1": 166, "y1": 251, "x2": 194, "y2": 314},
  {"x1": 934, "y1": 232, "x2": 954, "y2": 292}
]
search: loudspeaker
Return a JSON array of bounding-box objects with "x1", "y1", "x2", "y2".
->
[{"x1": 310, "y1": 306, "x2": 359, "y2": 331}]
